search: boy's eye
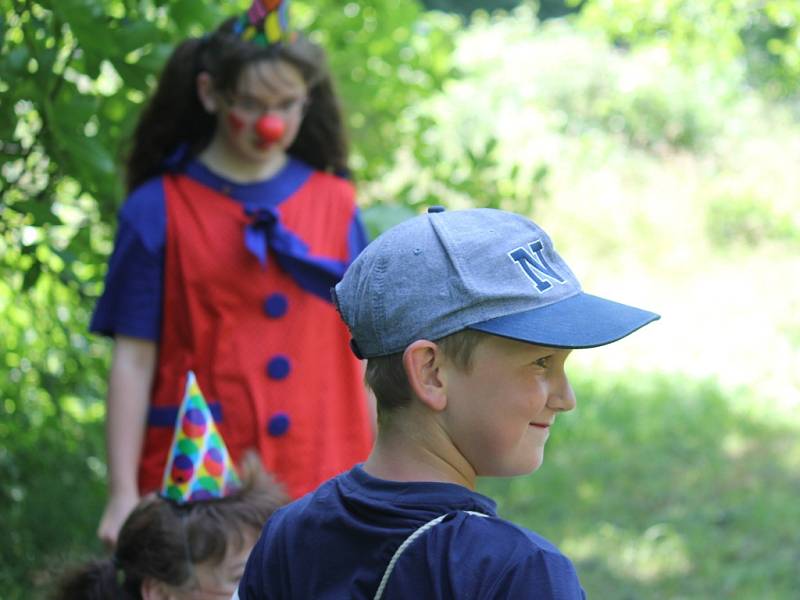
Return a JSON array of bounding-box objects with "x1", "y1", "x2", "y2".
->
[{"x1": 533, "y1": 356, "x2": 551, "y2": 369}]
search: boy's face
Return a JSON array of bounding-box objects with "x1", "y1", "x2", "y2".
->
[{"x1": 441, "y1": 335, "x2": 575, "y2": 478}]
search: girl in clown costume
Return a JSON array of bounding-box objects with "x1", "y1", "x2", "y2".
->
[{"x1": 91, "y1": 0, "x2": 373, "y2": 546}]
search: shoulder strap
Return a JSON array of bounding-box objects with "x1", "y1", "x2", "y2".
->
[{"x1": 373, "y1": 511, "x2": 488, "y2": 600}]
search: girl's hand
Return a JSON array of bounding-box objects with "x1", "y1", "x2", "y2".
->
[{"x1": 97, "y1": 489, "x2": 140, "y2": 550}]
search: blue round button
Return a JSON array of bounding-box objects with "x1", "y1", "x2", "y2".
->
[
  {"x1": 266, "y1": 355, "x2": 291, "y2": 380},
  {"x1": 427, "y1": 205, "x2": 446, "y2": 213},
  {"x1": 267, "y1": 412, "x2": 291, "y2": 437},
  {"x1": 264, "y1": 293, "x2": 288, "y2": 318}
]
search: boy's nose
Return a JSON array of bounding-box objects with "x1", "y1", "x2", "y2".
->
[{"x1": 548, "y1": 377, "x2": 576, "y2": 413}]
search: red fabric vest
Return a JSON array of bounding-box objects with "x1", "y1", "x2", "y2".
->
[{"x1": 137, "y1": 172, "x2": 373, "y2": 498}]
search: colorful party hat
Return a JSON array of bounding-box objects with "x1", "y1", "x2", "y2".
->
[
  {"x1": 234, "y1": 0, "x2": 293, "y2": 46},
  {"x1": 160, "y1": 371, "x2": 242, "y2": 503}
]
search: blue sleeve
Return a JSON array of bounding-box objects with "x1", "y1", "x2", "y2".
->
[
  {"x1": 382, "y1": 514, "x2": 585, "y2": 600},
  {"x1": 89, "y1": 178, "x2": 166, "y2": 341},
  {"x1": 487, "y1": 550, "x2": 586, "y2": 599},
  {"x1": 347, "y1": 207, "x2": 369, "y2": 263}
]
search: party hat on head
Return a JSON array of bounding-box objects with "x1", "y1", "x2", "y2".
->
[
  {"x1": 234, "y1": 0, "x2": 293, "y2": 46},
  {"x1": 160, "y1": 371, "x2": 241, "y2": 503}
]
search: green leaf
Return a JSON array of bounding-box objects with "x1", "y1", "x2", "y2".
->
[
  {"x1": 111, "y1": 20, "x2": 162, "y2": 55},
  {"x1": 131, "y1": 43, "x2": 173, "y2": 73},
  {"x1": 55, "y1": 0, "x2": 119, "y2": 63},
  {"x1": 0, "y1": 12, "x2": 7, "y2": 48},
  {"x1": 11, "y1": 200, "x2": 63, "y2": 226},
  {"x1": 53, "y1": 128, "x2": 115, "y2": 176},
  {"x1": 76, "y1": 138, "x2": 117, "y2": 175},
  {"x1": 100, "y1": 92, "x2": 136, "y2": 123},
  {"x1": 36, "y1": 51, "x2": 58, "y2": 84},
  {"x1": 82, "y1": 51, "x2": 103, "y2": 79},
  {"x1": 22, "y1": 260, "x2": 42, "y2": 291},
  {"x1": 54, "y1": 91, "x2": 98, "y2": 132},
  {"x1": 110, "y1": 60, "x2": 152, "y2": 92},
  {"x1": 6, "y1": 47, "x2": 29, "y2": 74},
  {"x1": 170, "y1": 0, "x2": 223, "y2": 33}
]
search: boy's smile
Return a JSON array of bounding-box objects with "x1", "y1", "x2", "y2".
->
[{"x1": 441, "y1": 335, "x2": 575, "y2": 479}]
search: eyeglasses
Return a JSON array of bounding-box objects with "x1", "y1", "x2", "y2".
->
[{"x1": 220, "y1": 92, "x2": 308, "y2": 119}]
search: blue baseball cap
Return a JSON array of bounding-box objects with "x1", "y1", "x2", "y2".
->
[{"x1": 333, "y1": 207, "x2": 659, "y2": 358}]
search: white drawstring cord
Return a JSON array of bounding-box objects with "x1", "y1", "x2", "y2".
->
[{"x1": 373, "y1": 511, "x2": 487, "y2": 600}]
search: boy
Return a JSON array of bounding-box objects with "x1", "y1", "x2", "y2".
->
[{"x1": 237, "y1": 207, "x2": 659, "y2": 599}]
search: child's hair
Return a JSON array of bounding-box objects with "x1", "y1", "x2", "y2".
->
[
  {"x1": 54, "y1": 453, "x2": 287, "y2": 600},
  {"x1": 126, "y1": 18, "x2": 349, "y2": 192},
  {"x1": 365, "y1": 329, "x2": 490, "y2": 426}
]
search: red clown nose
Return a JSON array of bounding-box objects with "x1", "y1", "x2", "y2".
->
[{"x1": 255, "y1": 115, "x2": 285, "y2": 143}]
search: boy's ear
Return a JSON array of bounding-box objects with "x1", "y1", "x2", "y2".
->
[
  {"x1": 196, "y1": 71, "x2": 218, "y2": 113},
  {"x1": 403, "y1": 340, "x2": 447, "y2": 412}
]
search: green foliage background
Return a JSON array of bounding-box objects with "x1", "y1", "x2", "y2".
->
[{"x1": 2, "y1": 0, "x2": 800, "y2": 597}]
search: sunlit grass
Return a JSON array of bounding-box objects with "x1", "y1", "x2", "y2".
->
[{"x1": 561, "y1": 522, "x2": 692, "y2": 583}]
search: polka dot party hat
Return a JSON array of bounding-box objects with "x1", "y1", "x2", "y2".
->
[{"x1": 160, "y1": 371, "x2": 242, "y2": 503}]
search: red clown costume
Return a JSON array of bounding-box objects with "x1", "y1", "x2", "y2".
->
[{"x1": 91, "y1": 158, "x2": 374, "y2": 499}]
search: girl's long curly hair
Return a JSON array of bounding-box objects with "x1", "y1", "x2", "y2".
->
[{"x1": 125, "y1": 18, "x2": 349, "y2": 193}]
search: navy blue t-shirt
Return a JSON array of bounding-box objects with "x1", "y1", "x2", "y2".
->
[{"x1": 237, "y1": 466, "x2": 586, "y2": 599}]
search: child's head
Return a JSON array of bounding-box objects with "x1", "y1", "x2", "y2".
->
[
  {"x1": 127, "y1": 6, "x2": 347, "y2": 191},
  {"x1": 334, "y1": 207, "x2": 659, "y2": 477},
  {"x1": 55, "y1": 454, "x2": 287, "y2": 600}
]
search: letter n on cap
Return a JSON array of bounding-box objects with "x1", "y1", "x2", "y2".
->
[{"x1": 508, "y1": 240, "x2": 565, "y2": 293}]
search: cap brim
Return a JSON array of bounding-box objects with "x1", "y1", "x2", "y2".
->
[{"x1": 468, "y1": 292, "x2": 660, "y2": 349}]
